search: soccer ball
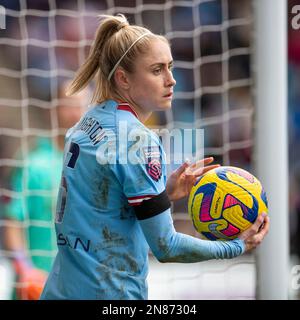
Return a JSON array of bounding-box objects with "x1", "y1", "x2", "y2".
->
[{"x1": 188, "y1": 166, "x2": 268, "y2": 240}]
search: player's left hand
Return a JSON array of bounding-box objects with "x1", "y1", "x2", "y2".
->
[
  {"x1": 239, "y1": 213, "x2": 270, "y2": 252},
  {"x1": 166, "y1": 157, "x2": 220, "y2": 201}
]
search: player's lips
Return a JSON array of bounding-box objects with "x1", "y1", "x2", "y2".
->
[{"x1": 163, "y1": 92, "x2": 173, "y2": 98}]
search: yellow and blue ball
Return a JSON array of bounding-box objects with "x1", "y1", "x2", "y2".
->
[{"x1": 188, "y1": 166, "x2": 268, "y2": 240}]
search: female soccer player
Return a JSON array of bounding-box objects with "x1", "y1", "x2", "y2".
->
[{"x1": 41, "y1": 14, "x2": 269, "y2": 300}]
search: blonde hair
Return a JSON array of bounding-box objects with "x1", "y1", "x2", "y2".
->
[{"x1": 66, "y1": 14, "x2": 168, "y2": 103}]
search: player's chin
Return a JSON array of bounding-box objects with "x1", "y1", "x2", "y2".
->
[{"x1": 157, "y1": 100, "x2": 173, "y2": 110}]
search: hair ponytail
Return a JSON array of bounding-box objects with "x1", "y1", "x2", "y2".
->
[
  {"x1": 66, "y1": 14, "x2": 167, "y2": 103},
  {"x1": 66, "y1": 14, "x2": 128, "y2": 98}
]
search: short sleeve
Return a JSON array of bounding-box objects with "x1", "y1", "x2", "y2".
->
[{"x1": 112, "y1": 128, "x2": 167, "y2": 207}]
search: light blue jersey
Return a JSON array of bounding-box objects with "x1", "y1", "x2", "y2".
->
[
  {"x1": 41, "y1": 100, "x2": 167, "y2": 300},
  {"x1": 41, "y1": 100, "x2": 245, "y2": 300}
]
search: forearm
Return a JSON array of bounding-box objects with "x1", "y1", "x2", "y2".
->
[
  {"x1": 157, "y1": 232, "x2": 245, "y2": 263},
  {"x1": 139, "y1": 210, "x2": 245, "y2": 263}
]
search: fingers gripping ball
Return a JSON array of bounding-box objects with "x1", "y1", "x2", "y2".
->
[{"x1": 188, "y1": 166, "x2": 268, "y2": 240}]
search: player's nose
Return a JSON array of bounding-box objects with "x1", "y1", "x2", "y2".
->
[{"x1": 165, "y1": 69, "x2": 176, "y2": 87}]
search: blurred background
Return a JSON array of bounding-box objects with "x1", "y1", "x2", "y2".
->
[{"x1": 0, "y1": 0, "x2": 298, "y2": 299}]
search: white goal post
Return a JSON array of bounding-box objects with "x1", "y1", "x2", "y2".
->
[{"x1": 254, "y1": 0, "x2": 289, "y2": 299}]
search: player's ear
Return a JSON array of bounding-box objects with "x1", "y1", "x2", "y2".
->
[{"x1": 114, "y1": 67, "x2": 130, "y2": 90}]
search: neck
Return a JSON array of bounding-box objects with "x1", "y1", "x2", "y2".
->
[
  {"x1": 112, "y1": 92, "x2": 152, "y2": 124},
  {"x1": 128, "y1": 102, "x2": 152, "y2": 123}
]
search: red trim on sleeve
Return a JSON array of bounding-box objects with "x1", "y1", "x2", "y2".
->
[{"x1": 127, "y1": 194, "x2": 155, "y2": 206}]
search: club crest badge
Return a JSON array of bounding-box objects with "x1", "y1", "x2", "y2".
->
[{"x1": 143, "y1": 146, "x2": 162, "y2": 182}]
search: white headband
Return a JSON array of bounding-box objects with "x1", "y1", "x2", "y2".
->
[{"x1": 107, "y1": 32, "x2": 151, "y2": 81}]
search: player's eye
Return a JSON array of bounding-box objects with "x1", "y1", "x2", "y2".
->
[
  {"x1": 153, "y1": 68, "x2": 162, "y2": 75},
  {"x1": 168, "y1": 63, "x2": 174, "y2": 71}
]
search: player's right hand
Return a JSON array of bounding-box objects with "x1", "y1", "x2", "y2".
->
[
  {"x1": 238, "y1": 213, "x2": 270, "y2": 252},
  {"x1": 166, "y1": 157, "x2": 220, "y2": 201}
]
